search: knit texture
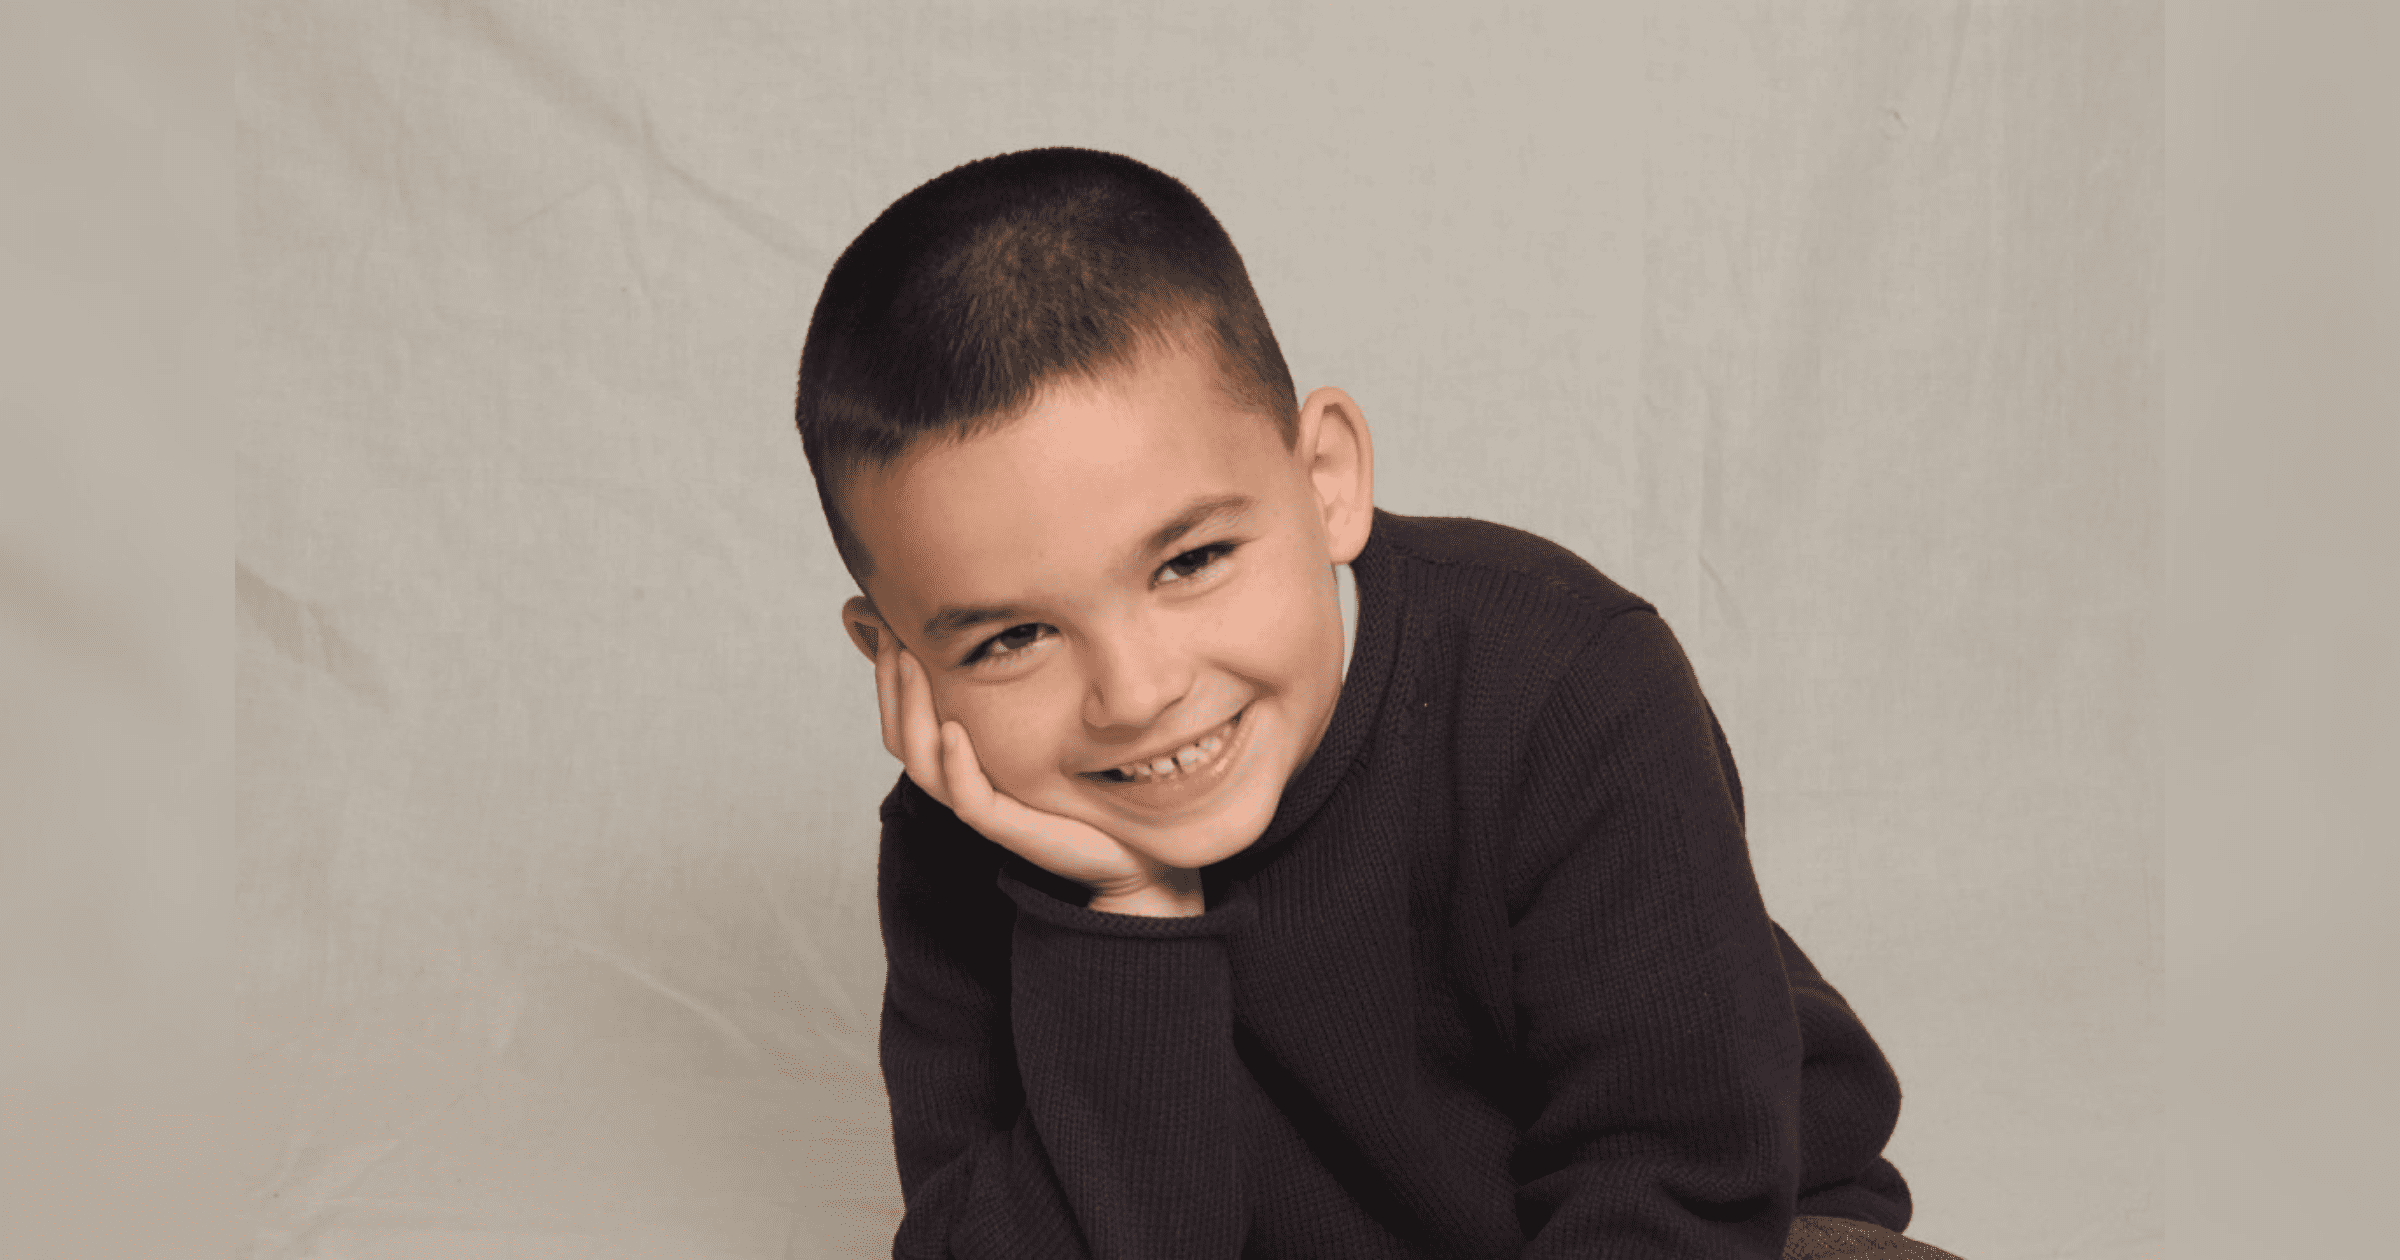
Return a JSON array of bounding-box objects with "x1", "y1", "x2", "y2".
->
[{"x1": 877, "y1": 510, "x2": 1910, "y2": 1259}]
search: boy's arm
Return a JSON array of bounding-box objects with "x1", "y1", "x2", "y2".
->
[
  {"x1": 1506, "y1": 609, "x2": 1804, "y2": 1259},
  {"x1": 1694, "y1": 661, "x2": 1913, "y2": 1230},
  {"x1": 1773, "y1": 922, "x2": 1912, "y2": 1231},
  {"x1": 877, "y1": 778, "x2": 1253, "y2": 1260}
]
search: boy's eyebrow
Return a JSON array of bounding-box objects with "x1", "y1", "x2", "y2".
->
[
  {"x1": 1143, "y1": 493, "x2": 1252, "y2": 556},
  {"x1": 923, "y1": 603, "x2": 1031, "y2": 643},
  {"x1": 919, "y1": 494, "x2": 1255, "y2": 644}
]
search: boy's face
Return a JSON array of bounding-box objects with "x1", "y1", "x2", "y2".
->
[{"x1": 840, "y1": 338, "x2": 1373, "y2": 872}]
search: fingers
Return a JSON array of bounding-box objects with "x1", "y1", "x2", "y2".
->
[
  {"x1": 874, "y1": 636, "x2": 967, "y2": 814},
  {"x1": 894, "y1": 647, "x2": 948, "y2": 803},
  {"x1": 872, "y1": 629, "x2": 901, "y2": 761},
  {"x1": 936, "y1": 722, "x2": 1035, "y2": 848},
  {"x1": 937, "y1": 722, "x2": 992, "y2": 817}
]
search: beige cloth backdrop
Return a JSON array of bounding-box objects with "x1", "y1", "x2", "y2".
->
[{"x1": 238, "y1": 3, "x2": 2160, "y2": 1257}]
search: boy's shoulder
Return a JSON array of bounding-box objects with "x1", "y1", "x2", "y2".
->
[{"x1": 1365, "y1": 510, "x2": 1655, "y2": 629}]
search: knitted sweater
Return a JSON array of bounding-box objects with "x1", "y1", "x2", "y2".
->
[{"x1": 876, "y1": 510, "x2": 1910, "y2": 1259}]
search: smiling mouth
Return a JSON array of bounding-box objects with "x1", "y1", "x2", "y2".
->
[{"x1": 1087, "y1": 710, "x2": 1245, "y2": 784}]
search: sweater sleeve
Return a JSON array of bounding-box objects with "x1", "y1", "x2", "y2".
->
[
  {"x1": 1775, "y1": 923, "x2": 1913, "y2": 1232},
  {"x1": 876, "y1": 777, "x2": 1254, "y2": 1260},
  {"x1": 1506, "y1": 610, "x2": 1803, "y2": 1259},
  {"x1": 1698, "y1": 656, "x2": 1912, "y2": 1232}
]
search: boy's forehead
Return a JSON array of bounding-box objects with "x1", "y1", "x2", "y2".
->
[{"x1": 849, "y1": 345, "x2": 1291, "y2": 610}]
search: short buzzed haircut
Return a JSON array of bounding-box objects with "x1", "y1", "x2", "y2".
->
[{"x1": 793, "y1": 147, "x2": 1298, "y2": 584}]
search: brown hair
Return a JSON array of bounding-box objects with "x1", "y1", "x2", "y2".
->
[{"x1": 793, "y1": 148, "x2": 1296, "y2": 582}]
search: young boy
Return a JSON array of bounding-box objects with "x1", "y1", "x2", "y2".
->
[{"x1": 795, "y1": 148, "x2": 1947, "y2": 1259}]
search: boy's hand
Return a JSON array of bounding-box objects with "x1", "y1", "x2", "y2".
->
[{"x1": 874, "y1": 631, "x2": 1205, "y2": 918}]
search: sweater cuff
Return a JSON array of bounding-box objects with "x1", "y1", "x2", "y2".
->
[{"x1": 998, "y1": 864, "x2": 1258, "y2": 939}]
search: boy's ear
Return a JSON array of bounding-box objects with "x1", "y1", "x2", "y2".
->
[
  {"x1": 1296, "y1": 386, "x2": 1375, "y2": 565},
  {"x1": 841, "y1": 596, "x2": 888, "y2": 663}
]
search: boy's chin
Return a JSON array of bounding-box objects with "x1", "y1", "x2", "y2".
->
[{"x1": 1117, "y1": 789, "x2": 1278, "y2": 872}]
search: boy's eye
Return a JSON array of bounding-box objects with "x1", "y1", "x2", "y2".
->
[
  {"x1": 1156, "y1": 542, "x2": 1236, "y2": 585},
  {"x1": 965, "y1": 622, "x2": 1054, "y2": 665}
]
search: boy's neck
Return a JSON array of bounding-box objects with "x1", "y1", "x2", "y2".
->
[{"x1": 1337, "y1": 562, "x2": 1357, "y2": 682}]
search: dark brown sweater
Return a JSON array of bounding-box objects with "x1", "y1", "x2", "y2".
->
[{"x1": 876, "y1": 510, "x2": 1909, "y2": 1259}]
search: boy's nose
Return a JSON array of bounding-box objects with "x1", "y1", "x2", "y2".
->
[{"x1": 1080, "y1": 626, "x2": 1194, "y2": 735}]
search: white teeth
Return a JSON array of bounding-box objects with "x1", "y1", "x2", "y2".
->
[{"x1": 1111, "y1": 714, "x2": 1240, "y2": 782}]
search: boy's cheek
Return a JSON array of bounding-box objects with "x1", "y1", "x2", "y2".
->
[
  {"x1": 978, "y1": 748, "x2": 1052, "y2": 803},
  {"x1": 950, "y1": 699, "x2": 1063, "y2": 799}
]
